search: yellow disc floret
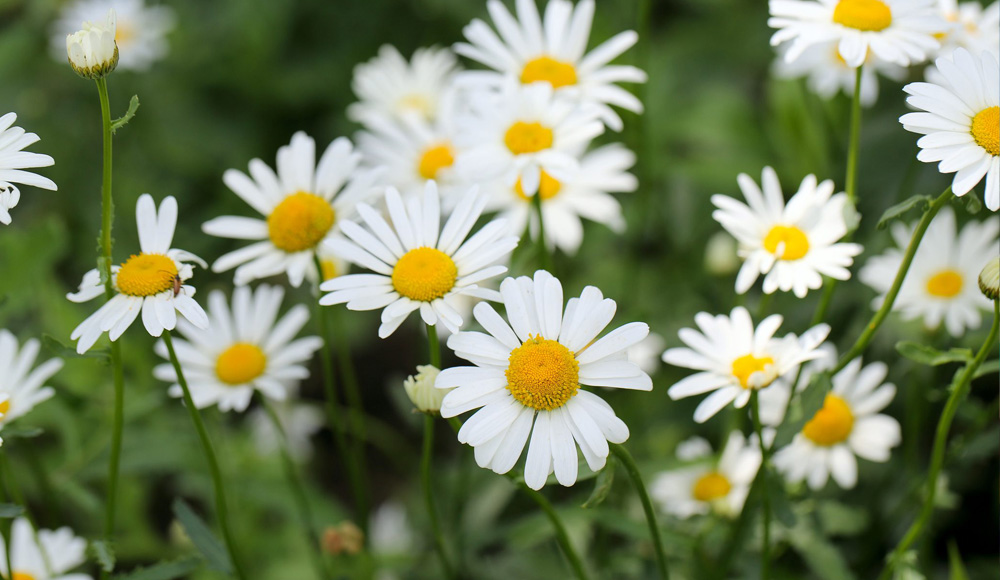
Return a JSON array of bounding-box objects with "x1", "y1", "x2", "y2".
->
[
  {"x1": 215, "y1": 343, "x2": 268, "y2": 386},
  {"x1": 802, "y1": 394, "x2": 855, "y2": 446},
  {"x1": 391, "y1": 247, "x2": 458, "y2": 302},
  {"x1": 12, "y1": 572, "x2": 37, "y2": 580},
  {"x1": 692, "y1": 472, "x2": 732, "y2": 502},
  {"x1": 504, "y1": 121, "x2": 554, "y2": 155},
  {"x1": 506, "y1": 336, "x2": 580, "y2": 411},
  {"x1": 0, "y1": 399, "x2": 9, "y2": 417},
  {"x1": 731, "y1": 354, "x2": 775, "y2": 389},
  {"x1": 764, "y1": 225, "x2": 810, "y2": 261},
  {"x1": 417, "y1": 144, "x2": 455, "y2": 180},
  {"x1": 521, "y1": 56, "x2": 578, "y2": 89},
  {"x1": 515, "y1": 170, "x2": 562, "y2": 201},
  {"x1": 971, "y1": 106, "x2": 999, "y2": 157},
  {"x1": 926, "y1": 269, "x2": 963, "y2": 298},
  {"x1": 268, "y1": 192, "x2": 336, "y2": 253},
  {"x1": 832, "y1": 0, "x2": 893, "y2": 31},
  {"x1": 116, "y1": 254, "x2": 178, "y2": 297}
]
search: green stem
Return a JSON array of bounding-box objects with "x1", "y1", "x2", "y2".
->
[
  {"x1": 0, "y1": 459, "x2": 14, "y2": 580},
  {"x1": 261, "y1": 398, "x2": 331, "y2": 579},
  {"x1": 610, "y1": 444, "x2": 670, "y2": 580},
  {"x1": 427, "y1": 324, "x2": 441, "y2": 368},
  {"x1": 833, "y1": 188, "x2": 952, "y2": 374},
  {"x1": 422, "y1": 414, "x2": 455, "y2": 579},
  {"x1": 877, "y1": 300, "x2": 999, "y2": 580},
  {"x1": 750, "y1": 392, "x2": 771, "y2": 579},
  {"x1": 521, "y1": 484, "x2": 592, "y2": 580},
  {"x1": 845, "y1": 66, "x2": 863, "y2": 205},
  {"x1": 162, "y1": 331, "x2": 247, "y2": 580},
  {"x1": 531, "y1": 192, "x2": 554, "y2": 273}
]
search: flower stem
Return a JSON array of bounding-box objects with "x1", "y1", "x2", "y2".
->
[
  {"x1": 845, "y1": 66, "x2": 863, "y2": 205},
  {"x1": 427, "y1": 323, "x2": 441, "y2": 368},
  {"x1": 261, "y1": 398, "x2": 331, "y2": 579},
  {"x1": 750, "y1": 391, "x2": 771, "y2": 579},
  {"x1": 521, "y1": 483, "x2": 592, "y2": 580},
  {"x1": 162, "y1": 331, "x2": 247, "y2": 580},
  {"x1": 877, "y1": 300, "x2": 999, "y2": 580},
  {"x1": 531, "y1": 192, "x2": 554, "y2": 273},
  {"x1": 422, "y1": 414, "x2": 456, "y2": 579},
  {"x1": 833, "y1": 187, "x2": 952, "y2": 374},
  {"x1": 0, "y1": 459, "x2": 15, "y2": 580},
  {"x1": 610, "y1": 444, "x2": 670, "y2": 580}
]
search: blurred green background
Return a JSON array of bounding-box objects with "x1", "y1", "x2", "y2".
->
[{"x1": 0, "y1": 0, "x2": 996, "y2": 578}]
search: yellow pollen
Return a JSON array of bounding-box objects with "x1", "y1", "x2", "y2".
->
[
  {"x1": 514, "y1": 170, "x2": 562, "y2": 201},
  {"x1": 391, "y1": 247, "x2": 458, "y2": 302},
  {"x1": 763, "y1": 225, "x2": 810, "y2": 261},
  {"x1": 521, "y1": 56, "x2": 578, "y2": 89},
  {"x1": 731, "y1": 354, "x2": 775, "y2": 390},
  {"x1": 692, "y1": 472, "x2": 732, "y2": 502},
  {"x1": 267, "y1": 192, "x2": 335, "y2": 253},
  {"x1": 832, "y1": 0, "x2": 893, "y2": 31},
  {"x1": 320, "y1": 259, "x2": 339, "y2": 281},
  {"x1": 971, "y1": 106, "x2": 999, "y2": 157},
  {"x1": 0, "y1": 399, "x2": 9, "y2": 416},
  {"x1": 926, "y1": 269, "x2": 963, "y2": 298},
  {"x1": 802, "y1": 394, "x2": 855, "y2": 446},
  {"x1": 417, "y1": 144, "x2": 455, "y2": 180},
  {"x1": 504, "y1": 121, "x2": 554, "y2": 155},
  {"x1": 215, "y1": 343, "x2": 268, "y2": 386},
  {"x1": 116, "y1": 254, "x2": 178, "y2": 297},
  {"x1": 11, "y1": 573, "x2": 36, "y2": 580},
  {"x1": 506, "y1": 336, "x2": 580, "y2": 411}
]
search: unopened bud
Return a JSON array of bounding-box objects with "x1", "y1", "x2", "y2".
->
[
  {"x1": 67, "y1": 9, "x2": 118, "y2": 79},
  {"x1": 322, "y1": 521, "x2": 364, "y2": 556},
  {"x1": 979, "y1": 257, "x2": 999, "y2": 301},
  {"x1": 404, "y1": 364, "x2": 449, "y2": 414}
]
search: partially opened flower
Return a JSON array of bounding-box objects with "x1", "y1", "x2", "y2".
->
[
  {"x1": 0, "y1": 112, "x2": 58, "y2": 225},
  {"x1": 436, "y1": 270, "x2": 652, "y2": 490},
  {"x1": 203, "y1": 132, "x2": 382, "y2": 287},
  {"x1": 65, "y1": 8, "x2": 118, "y2": 79},
  {"x1": 0, "y1": 518, "x2": 91, "y2": 580},
  {"x1": 900, "y1": 48, "x2": 999, "y2": 210},
  {"x1": 320, "y1": 182, "x2": 518, "y2": 337},
  {"x1": 711, "y1": 167, "x2": 863, "y2": 298},
  {"x1": 153, "y1": 284, "x2": 322, "y2": 412},
  {"x1": 860, "y1": 207, "x2": 997, "y2": 336},
  {"x1": 454, "y1": 0, "x2": 646, "y2": 131},
  {"x1": 0, "y1": 330, "x2": 62, "y2": 429},
  {"x1": 663, "y1": 306, "x2": 830, "y2": 423},
  {"x1": 769, "y1": 0, "x2": 944, "y2": 67},
  {"x1": 68, "y1": 194, "x2": 209, "y2": 354},
  {"x1": 651, "y1": 432, "x2": 763, "y2": 519},
  {"x1": 772, "y1": 41, "x2": 906, "y2": 106},
  {"x1": 773, "y1": 358, "x2": 901, "y2": 489},
  {"x1": 348, "y1": 45, "x2": 460, "y2": 125},
  {"x1": 53, "y1": 0, "x2": 175, "y2": 71}
]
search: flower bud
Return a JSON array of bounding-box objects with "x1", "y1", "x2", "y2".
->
[
  {"x1": 322, "y1": 521, "x2": 364, "y2": 556},
  {"x1": 66, "y1": 9, "x2": 119, "y2": 79},
  {"x1": 403, "y1": 364, "x2": 448, "y2": 414},
  {"x1": 979, "y1": 257, "x2": 999, "y2": 301},
  {"x1": 704, "y1": 231, "x2": 739, "y2": 276}
]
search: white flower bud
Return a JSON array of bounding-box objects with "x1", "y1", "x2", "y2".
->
[
  {"x1": 704, "y1": 231, "x2": 739, "y2": 276},
  {"x1": 980, "y1": 257, "x2": 999, "y2": 301},
  {"x1": 66, "y1": 9, "x2": 119, "y2": 79},
  {"x1": 403, "y1": 364, "x2": 448, "y2": 414}
]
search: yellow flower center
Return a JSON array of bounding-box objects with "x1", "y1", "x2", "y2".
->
[
  {"x1": 731, "y1": 354, "x2": 775, "y2": 390},
  {"x1": 116, "y1": 254, "x2": 178, "y2": 297},
  {"x1": 267, "y1": 192, "x2": 336, "y2": 253},
  {"x1": 391, "y1": 247, "x2": 458, "y2": 302},
  {"x1": 926, "y1": 269, "x2": 963, "y2": 298},
  {"x1": 115, "y1": 21, "x2": 134, "y2": 45},
  {"x1": 506, "y1": 336, "x2": 580, "y2": 411},
  {"x1": 802, "y1": 394, "x2": 855, "y2": 446},
  {"x1": 215, "y1": 343, "x2": 268, "y2": 386},
  {"x1": 504, "y1": 121, "x2": 554, "y2": 155},
  {"x1": 320, "y1": 259, "x2": 339, "y2": 281},
  {"x1": 514, "y1": 170, "x2": 562, "y2": 201},
  {"x1": 0, "y1": 399, "x2": 9, "y2": 417},
  {"x1": 692, "y1": 472, "x2": 732, "y2": 502},
  {"x1": 417, "y1": 144, "x2": 455, "y2": 180},
  {"x1": 971, "y1": 106, "x2": 999, "y2": 157},
  {"x1": 763, "y1": 225, "x2": 810, "y2": 261},
  {"x1": 521, "y1": 56, "x2": 578, "y2": 89},
  {"x1": 832, "y1": 0, "x2": 893, "y2": 31},
  {"x1": 11, "y1": 573, "x2": 37, "y2": 580}
]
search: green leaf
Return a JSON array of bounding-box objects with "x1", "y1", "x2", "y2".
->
[
  {"x1": 947, "y1": 542, "x2": 970, "y2": 580},
  {"x1": 774, "y1": 372, "x2": 831, "y2": 448},
  {"x1": 973, "y1": 360, "x2": 998, "y2": 379},
  {"x1": 89, "y1": 539, "x2": 116, "y2": 573},
  {"x1": 787, "y1": 525, "x2": 856, "y2": 580},
  {"x1": 172, "y1": 499, "x2": 232, "y2": 573},
  {"x1": 877, "y1": 195, "x2": 932, "y2": 230},
  {"x1": 0, "y1": 504, "x2": 23, "y2": 518},
  {"x1": 42, "y1": 334, "x2": 110, "y2": 361},
  {"x1": 112, "y1": 557, "x2": 202, "y2": 580},
  {"x1": 581, "y1": 454, "x2": 616, "y2": 509},
  {"x1": 111, "y1": 95, "x2": 140, "y2": 134},
  {"x1": 766, "y1": 471, "x2": 796, "y2": 527},
  {"x1": 896, "y1": 342, "x2": 973, "y2": 366},
  {"x1": 817, "y1": 501, "x2": 869, "y2": 536}
]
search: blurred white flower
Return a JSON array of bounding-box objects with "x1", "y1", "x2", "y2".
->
[
  {"x1": 248, "y1": 401, "x2": 324, "y2": 462},
  {"x1": 627, "y1": 331, "x2": 666, "y2": 375},
  {"x1": 704, "y1": 232, "x2": 740, "y2": 276},
  {"x1": 349, "y1": 45, "x2": 460, "y2": 126},
  {"x1": 0, "y1": 112, "x2": 57, "y2": 226},
  {"x1": 66, "y1": 8, "x2": 118, "y2": 79},
  {"x1": 0, "y1": 330, "x2": 62, "y2": 431},
  {"x1": 53, "y1": 0, "x2": 175, "y2": 71},
  {"x1": 933, "y1": 0, "x2": 999, "y2": 62},
  {"x1": 0, "y1": 518, "x2": 91, "y2": 580},
  {"x1": 772, "y1": 41, "x2": 906, "y2": 106}
]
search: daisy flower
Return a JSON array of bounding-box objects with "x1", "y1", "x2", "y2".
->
[
  {"x1": 900, "y1": 48, "x2": 999, "y2": 210},
  {"x1": 772, "y1": 41, "x2": 906, "y2": 106},
  {"x1": 859, "y1": 206, "x2": 997, "y2": 336},
  {"x1": 758, "y1": 343, "x2": 838, "y2": 426},
  {"x1": 773, "y1": 358, "x2": 901, "y2": 489},
  {"x1": 711, "y1": 167, "x2": 863, "y2": 298},
  {"x1": 248, "y1": 401, "x2": 325, "y2": 462},
  {"x1": 769, "y1": 0, "x2": 944, "y2": 68},
  {"x1": 663, "y1": 306, "x2": 831, "y2": 424},
  {"x1": 0, "y1": 330, "x2": 63, "y2": 429},
  {"x1": 435, "y1": 270, "x2": 652, "y2": 490},
  {"x1": 482, "y1": 142, "x2": 636, "y2": 254},
  {"x1": 153, "y1": 284, "x2": 322, "y2": 412},
  {"x1": 348, "y1": 45, "x2": 460, "y2": 126},
  {"x1": 52, "y1": 0, "x2": 175, "y2": 71},
  {"x1": 934, "y1": 0, "x2": 999, "y2": 61},
  {"x1": 68, "y1": 195, "x2": 208, "y2": 354},
  {"x1": 454, "y1": 80, "x2": 603, "y2": 197},
  {"x1": 0, "y1": 112, "x2": 57, "y2": 225},
  {"x1": 0, "y1": 518, "x2": 91, "y2": 580},
  {"x1": 202, "y1": 132, "x2": 382, "y2": 287},
  {"x1": 651, "y1": 432, "x2": 763, "y2": 519},
  {"x1": 319, "y1": 182, "x2": 518, "y2": 337},
  {"x1": 455, "y1": 0, "x2": 647, "y2": 131}
]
